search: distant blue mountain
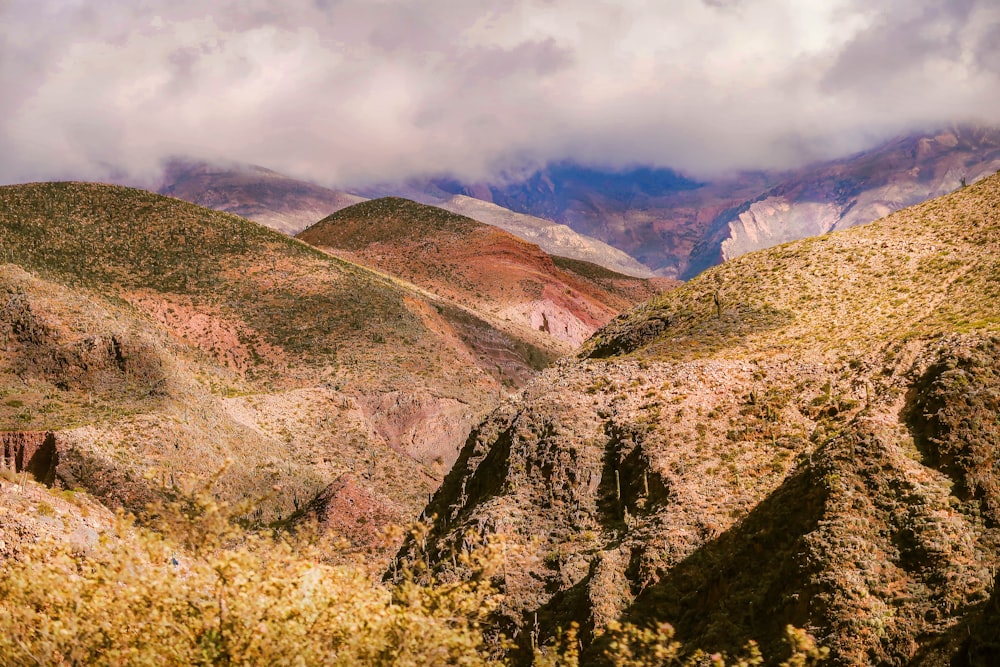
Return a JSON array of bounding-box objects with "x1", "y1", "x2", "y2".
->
[{"x1": 431, "y1": 163, "x2": 703, "y2": 222}]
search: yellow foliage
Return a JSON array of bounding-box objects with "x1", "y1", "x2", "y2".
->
[
  {"x1": 0, "y1": 487, "x2": 505, "y2": 667},
  {"x1": 0, "y1": 482, "x2": 827, "y2": 666}
]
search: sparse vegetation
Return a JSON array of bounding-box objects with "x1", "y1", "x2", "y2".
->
[
  {"x1": 5, "y1": 168, "x2": 1000, "y2": 664},
  {"x1": 406, "y1": 174, "x2": 1000, "y2": 664}
]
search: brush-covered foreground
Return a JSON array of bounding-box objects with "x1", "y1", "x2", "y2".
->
[{"x1": 0, "y1": 472, "x2": 827, "y2": 666}]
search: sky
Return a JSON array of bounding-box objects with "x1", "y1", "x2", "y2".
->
[{"x1": 1, "y1": 0, "x2": 999, "y2": 188}]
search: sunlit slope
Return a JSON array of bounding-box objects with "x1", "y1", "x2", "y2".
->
[
  {"x1": 406, "y1": 173, "x2": 1000, "y2": 664},
  {"x1": 0, "y1": 182, "x2": 551, "y2": 545}
]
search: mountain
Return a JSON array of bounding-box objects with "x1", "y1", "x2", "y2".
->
[
  {"x1": 401, "y1": 173, "x2": 1000, "y2": 664},
  {"x1": 296, "y1": 197, "x2": 670, "y2": 351},
  {"x1": 157, "y1": 160, "x2": 365, "y2": 235},
  {"x1": 0, "y1": 182, "x2": 559, "y2": 554},
  {"x1": 684, "y1": 125, "x2": 1000, "y2": 278},
  {"x1": 435, "y1": 195, "x2": 653, "y2": 278},
  {"x1": 409, "y1": 126, "x2": 1000, "y2": 280},
  {"x1": 157, "y1": 127, "x2": 1000, "y2": 283},
  {"x1": 417, "y1": 162, "x2": 759, "y2": 278},
  {"x1": 157, "y1": 160, "x2": 657, "y2": 278}
]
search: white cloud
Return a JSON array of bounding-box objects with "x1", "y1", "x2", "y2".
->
[{"x1": 1, "y1": 0, "x2": 998, "y2": 187}]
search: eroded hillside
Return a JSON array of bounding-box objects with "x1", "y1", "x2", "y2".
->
[
  {"x1": 0, "y1": 182, "x2": 556, "y2": 556},
  {"x1": 297, "y1": 197, "x2": 668, "y2": 352},
  {"x1": 404, "y1": 173, "x2": 1000, "y2": 665}
]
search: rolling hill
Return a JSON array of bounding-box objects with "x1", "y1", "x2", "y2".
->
[
  {"x1": 402, "y1": 172, "x2": 1000, "y2": 664},
  {"x1": 0, "y1": 182, "x2": 558, "y2": 555},
  {"x1": 296, "y1": 197, "x2": 670, "y2": 351}
]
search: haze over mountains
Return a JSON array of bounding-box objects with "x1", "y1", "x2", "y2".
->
[
  {"x1": 159, "y1": 160, "x2": 366, "y2": 236},
  {"x1": 396, "y1": 125, "x2": 1000, "y2": 278},
  {"x1": 156, "y1": 125, "x2": 1000, "y2": 282}
]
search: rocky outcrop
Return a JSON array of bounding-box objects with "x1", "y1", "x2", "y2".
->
[
  {"x1": 688, "y1": 126, "x2": 1000, "y2": 278},
  {"x1": 1, "y1": 431, "x2": 58, "y2": 486},
  {"x1": 298, "y1": 473, "x2": 404, "y2": 550},
  {"x1": 406, "y1": 334, "x2": 1000, "y2": 665},
  {"x1": 399, "y1": 175, "x2": 1000, "y2": 664},
  {"x1": 357, "y1": 391, "x2": 474, "y2": 469}
]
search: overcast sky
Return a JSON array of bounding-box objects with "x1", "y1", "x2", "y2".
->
[{"x1": 1, "y1": 0, "x2": 998, "y2": 187}]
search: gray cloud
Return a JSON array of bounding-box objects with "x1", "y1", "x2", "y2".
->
[{"x1": 1, "y1": 0, "x2": 999, "y2": 188}]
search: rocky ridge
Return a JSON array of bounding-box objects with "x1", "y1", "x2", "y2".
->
[{"x1": 403, "y1": 172, "x2": 1000, "y2": 665}]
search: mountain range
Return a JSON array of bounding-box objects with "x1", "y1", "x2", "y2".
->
[
  {"x1": 157, "y1": 126, "x2": 1000, "y2": 283},
  {"x1": 425, "y1": 126, "x2": 1000, "y2": 279},
  {"x1": 5, "y1": 128, "x2": 1000, "y2": 665}
]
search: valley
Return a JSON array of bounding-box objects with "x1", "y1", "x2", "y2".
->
[
  {"x1": 3, "y1": 170, "x2": 1000, "y2": 665},
  {"x1": 0, "y1": 182, "x2": 573, "y2": 556}
]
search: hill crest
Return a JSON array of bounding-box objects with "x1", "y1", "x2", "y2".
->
[{"x1": 297, "y1": 197, "x2": 669, "y2": 349}]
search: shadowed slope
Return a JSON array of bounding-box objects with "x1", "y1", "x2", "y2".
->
[{"x1": 404, "y1": 173, "x2": 1000, "y2": 664}]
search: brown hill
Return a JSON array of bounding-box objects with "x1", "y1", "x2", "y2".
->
[
  {"x1": 158, "y1": 160, "x2": 365, "y2": 235},
  {"x1": 0, "y1": 182, "x2": 557, "y2": 556},
  {"x1": 296, "y1": 197, "x2": 669, "y2": 352},
  {"x1": 403, "y1": 173, "x2": 1000, "y2": 664}
]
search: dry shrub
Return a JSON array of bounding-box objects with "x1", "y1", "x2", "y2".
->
[
  {"x1": 534, "y1": 622, "x2": 827, "y2": 667},
  {"x1": 0, "y1": 485, "x2": 505, "y2": 667},
  {"x1": 0, "y1": 482, "x2": 826, "y2": 666}
]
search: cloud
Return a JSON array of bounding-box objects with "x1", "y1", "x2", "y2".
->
[{"x1": 1, "y1": 0, "x2": 999, "y2": 187}]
